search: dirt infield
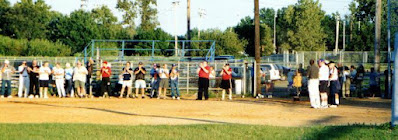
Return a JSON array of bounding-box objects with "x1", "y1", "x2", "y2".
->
[{"x1": 0, "y1": 97, "x2": 391, "y2": 127}]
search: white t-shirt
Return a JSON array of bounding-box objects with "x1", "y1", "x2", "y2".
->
[
  {"x1": 159, "y1": 68, "x2": 169, "y2": 79},
  {"x1": 319, "y1": 65, "x2": 329, "y2": 81},
  {"x1": 18, "y1": 66, "x2": 29, "y2": 77},
  {"x1": 329, "y1": 67, "x2": 338, "y2": 81},
  {"x1": 209, "y1": 70, "x2": 216, "y2": 78},
  {"x1": 53, "y1": 67, "x2": 65, "y2": 79},
  {"x1": 39, "y1": 67, "x2": 51, "y2": 80},
  {"x1": 73, "y1": 67, "x2": 88, "y2": 82},
  {"x1": 170, "y1": 69, "x2": 178, "y2": 80}
]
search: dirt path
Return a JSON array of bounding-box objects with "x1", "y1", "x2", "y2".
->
[{"x1": 0, "y1": 97, "x2": 391, "y2": 127}]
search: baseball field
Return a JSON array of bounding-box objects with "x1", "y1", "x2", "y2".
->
[{"x1": 0, "y1": 96, "x2": 396, "y2": 139}]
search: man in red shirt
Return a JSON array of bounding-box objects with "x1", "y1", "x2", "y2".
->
[
  {"x1": 100, "y1": 61, "x2": 112, "y2": 97},
  {"x1": 220, "y1": 63, "x2": 233, "y2": 100},
  {"x1": 196, "y1": 61, "x2": 210, "y2": 100}
]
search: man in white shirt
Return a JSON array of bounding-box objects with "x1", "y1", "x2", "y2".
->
[
  {"x1": 53, "y1": 63, "x2": 66, "y2": 98},
  {"x1": 318, "y1": 59, "x2": 329, "y2": 108},
  {"x1": 39, "y1": 61, "x2": 52, "y2": 99},
  {"x1": 18, "y1": 61, "x2": 30, "y2": 98},
  {"x1": 158, "y1": 64, "x2": 169, "y2": 99},
  {"x1": 73, "y1": 61, "x2": 88, "y2": 98}
]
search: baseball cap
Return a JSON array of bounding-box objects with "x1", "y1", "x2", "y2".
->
[
  {"x1": 4, "y1": 60, "x2": 9, "y2": 64},
  {"x1": 172, "y1": 64, "x2": 177, "y2": 67},
  {"x1": 103, "y1": 61, "x2": 108, "y2": 64}
]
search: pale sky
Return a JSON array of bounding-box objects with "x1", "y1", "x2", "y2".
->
[{"x1": 9, "y1": 0, "x2": 352, "y2": 35}]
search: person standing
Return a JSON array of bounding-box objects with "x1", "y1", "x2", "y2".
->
[
  {"x1": 356, "y1": 65, "x2": 365, "y2": 98},
  {"x1": 73, "y1": 61, "x2": 88, "y2": 98},
  {"x1": 293, "y1": 71, "x2": 302, "y2": 100},
  {"x1": 350, "y1": 66, "x2": 357, "y2": 96},
  {"x1": 220, "y1": 63, "x2": 233, "y2": 101},
  {"x1": 369, "y1": 67, "x2": 379, "y2": 97},
  {"x1": 28, "y1": 60, "x2": 40, "y2": 98},
  {"x1": 38, "y1": 61, "x2": 51, "y2": 99},
  {"x1": 86, "y1": 58, "x2": 94, "y2": 98},
  {"x1": 150, "y1": 64, "x2": 160, "y2": 98},
  {"x1": 17, "y1": 61, "x2": 30, "y2": 98},
  {"x1": 1, "y1": 60, "x2": 15, "y2": 98},
  {"x1": 196, "y1": 61, "x2": 210, "y2": 100},
  {"x1": 134, "y1": 62, "x2": 147, "y2": 99},
  {"x1": 342, "y1": 66, "x2": 351, "y2": 98},
  {"x1": 328, "y1": 61, "x2": 340, "y2": 107},
  {"x1": 158, "y1": 64, "x2": 170, "y2": 99},
  {"x1": 64, "y1": 63, "x2": 74, "y2": 98},
  {"x1": 100, "y1": 61, "x2": 112, "y2": 98},
  {"x1": 170, "y1": 64, "x2": 180, "y2": 100},
  {"x1": 119, "y1": 62, "x2": 133, "y2": 98},
  {"x1": 307, "y1": 59, "x2": 320, "y2": 108},
  {"x1": 318, "y1": 59, "x2": 329, "y2": 108},
  {"x1": 53, "y1": 63, "x2": 66, "y2": 98}
]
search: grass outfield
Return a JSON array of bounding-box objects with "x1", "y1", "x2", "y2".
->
[{"x1": 0, "y1": 123, "x2": 397, "y2": 139}]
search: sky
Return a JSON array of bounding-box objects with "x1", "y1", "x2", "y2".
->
[{"x1": 9, "y1": 0, "x2": 353, "y2": 36}]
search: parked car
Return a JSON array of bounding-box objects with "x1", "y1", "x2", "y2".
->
[{"x1": 260, "y1": 64, "x2": 281, "y2": 80}]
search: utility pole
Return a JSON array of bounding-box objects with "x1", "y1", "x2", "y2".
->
[
  {"x1": 335, "y1": 15, "x2": 340, "y2": 54},
  {"x1": 254, "y1": 0, "x2": 261, "y2": 96},
  {"x1": 198, "y1": 8, "x2": 206, "y2": 39},
  {"x1": 187, "y1": 0, "x2": 191, "y2": 50},
  {"x1": 387, "y1": 0, "x2": 392, "y2": 99},
  {"x1": 343, "y1": 20, "x2": 346, "y2": 51},
  {"x1": 172, "y1": 1, "x2": 180, "y2": 57},
  {"x1": 273, "y1": 11, "x2": 277, "y2": 54},
  {"x1": 374, "y1": 0, "x2": 382, "y2": 72}
]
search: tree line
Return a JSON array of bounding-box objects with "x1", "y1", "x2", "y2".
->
[{"x1": 0, "y1": 0, "x2": 388, "y2": 57}]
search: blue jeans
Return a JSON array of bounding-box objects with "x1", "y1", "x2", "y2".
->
[
  {"x1": 1, "y1": 80, "x2": 12, "y2": 96},
  {"x1": 170, "y1": 80, "x2": 180, "y2": 97}
]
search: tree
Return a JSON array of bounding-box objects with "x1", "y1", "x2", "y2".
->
[
  {"x1": 3, "y1": 0, "x2": 53, "y2": 40},
  {"x1": 0, "y1": 0, "x2": 10, "y2": 34},
  {"x1": 117, "y1": 0, "x2": 137, "y2": 35},
  {"x1": 137, "y1": 0, "x2": 158, "y2": 30},
  {"x1": 285, "y1": 0, "x2": 326, "y2": 51}
]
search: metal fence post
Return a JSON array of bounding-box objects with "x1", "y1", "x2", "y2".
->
[
  {"x1": 152, "y1": 41, "x2": 155, "y2": 61},
  {"x1": 122, "y1": 41, "x2": 125, "y2": 60},
  {"x1": 91, "y1": 40, "x2": 94, "y2": 58},
  {"x1": 187, "y1": 61, "x2": 190, "y2": 94}
]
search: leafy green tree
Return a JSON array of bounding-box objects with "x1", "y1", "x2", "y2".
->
[
  {"x1": 3, "y1": 0, "x2": 53, "y2": 40},
  {"x1": 137, "y1": 0, "x2": 158, "y2": 30},
  {"x1": 285, "y1": 0, "x2": 326, "y2": 51},
  {"x1": 0, "y1": 0, "x2": 10, "y2": 34}
]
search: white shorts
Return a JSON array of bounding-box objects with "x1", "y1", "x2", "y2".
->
[
  {"x1": 135, "y1": 80, "x2": 146, "y2": 89},
  {"x1": 122, "y1": 80, "x2": 132, "y2": 88}
]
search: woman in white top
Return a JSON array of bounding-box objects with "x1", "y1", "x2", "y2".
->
[
  {"x1": 158, "y1": 64, "x2": 169, "y2": 99},
  {"x1": 39, "y1": 62, "x2": 52, "y2": 98},
  {"x1": 53, "y1": 63, "x2": 66, "y2": 98},
  {"x1": 73, "y1": 61, "x2": 88, "y2": 98}
]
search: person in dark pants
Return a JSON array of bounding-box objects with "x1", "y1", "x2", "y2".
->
[
  {"x1": 28, "y1": 60, "x2": 40, "y2": 98},
  {"x1": 196, "y1": 61, "x2": 210, "y2": 100},
  {"x1": 64, "y1": 63, "x2": 74, "y2": 97},
  {"x1": 100, "y1": 61, "x2": 112, "y2": 98},
  {"x1": 86, "y1": 58, "x2": 94, "y2": 98}
]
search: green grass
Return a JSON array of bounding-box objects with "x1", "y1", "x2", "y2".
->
[{"x1": 0, "y1": 123, "x2": 397, "y2": 140}]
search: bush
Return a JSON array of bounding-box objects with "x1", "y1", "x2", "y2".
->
[{"x1": 0, "y1": 35, "x2": 71, "y2": 56}]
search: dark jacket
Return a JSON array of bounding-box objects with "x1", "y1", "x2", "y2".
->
[{"x1": 307, "y1": 64, "x2": 319, "y2": 79}]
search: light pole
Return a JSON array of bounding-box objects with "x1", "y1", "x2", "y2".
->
[
  {"x1": 334, "y1": 15, "x2": 340, "y2": 54},
  {"x1": 273, "y1": 11, "x2": 277, "y2": 54},
  {"x1": 172, "y1": 1, "x2": 180, "y2": 57},
  {"x1": 198, "y1": 8, "x2": 206, "y2": 39}
]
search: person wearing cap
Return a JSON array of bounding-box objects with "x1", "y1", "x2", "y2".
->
[
  {"x1": 220, "y1": 63, "x2": 233, "y2": 101},
  {"x1": 53, "y1": 63, "x2": 66, "y2": 98},
  {"x1": 134, "y1": 62, "x2": 147, "y2": 99},
  {"x1": 150, "y1": 63, "x2": 160, "y2": 98},
  {"x1": 328, "y1": 61, "x2": 340, "y2": 107},
  {"x1": 17, "y1": 61, "x2": 30, "y2": 98},
  {"x1": 119, "y1": 61, "x2": 133, "y2": 98},
  {"x1": 170, "y1": 64, "x2": 180, "y2": 100},
  {"x1": 307, "y1": 59, "x2": 321, "y2": 109},
  {"x1": 157, "y1": 64, "x2": 170, "y2": 99},
  {"x1": 100, "y1": 61, "x2": 112, "y2": 98},
  {"x1": 73, "y1": 61, "x2": 88, "y2": 98},
  {"x1": 38, "y1": 61, "x2": 52, "y2": 99},
  {"x1": 318, "y1": 59, "x2": 329, "y2": 108},
  {"x1": 1, "y1": 60, "x2": 15, "y2": 98},
  {"x1": 64, "y1": 63, "x2": 74, "y2": 97},
  {"x1": 196, "y1": 61, "x2": 210, "y2": 100},
  {"x1": 28, "y1": 60, "x2": 40, "y2": 98}
]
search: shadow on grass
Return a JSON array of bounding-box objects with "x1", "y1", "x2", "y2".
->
[{"x1": 8, "y1": 101, "x2": 232, "y2": 124}]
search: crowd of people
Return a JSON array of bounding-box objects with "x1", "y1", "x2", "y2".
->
[
  {"x1": 286, "y1": 59, "x2": 379, "y2": 109},
  {"x1": 0, "y1": 60, "x2": 234, "y2": 101}
]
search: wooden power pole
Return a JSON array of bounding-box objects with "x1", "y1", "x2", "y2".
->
[
  {"x1": 375, "y1": 0, "x2": 382, "y2": 72},
  {"x1": 254, "y1": 0, "x2": 261, "y2": 96}
]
